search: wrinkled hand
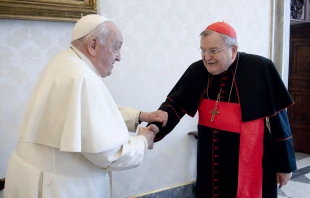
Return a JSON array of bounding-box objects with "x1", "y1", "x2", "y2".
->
[
  {"x1": 138, "y1": 127, "x2": 155, "y2": 149},
  {"x1": 140, "y1": 110, "x2": 168, "y2": 127},
  {"x1": 276, "y1": 172, "x2": 292, "y2": 188},
  {"x1": 146, "y1": 124, "x2": 159, "y2": 134}
]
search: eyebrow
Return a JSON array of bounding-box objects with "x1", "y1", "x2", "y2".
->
[
  {"x1": 200, "y1": 47, "x2": 217, "y2": 50},
  {"x1": 114, "y1": 41, "x2": 122, "y2": 47}
]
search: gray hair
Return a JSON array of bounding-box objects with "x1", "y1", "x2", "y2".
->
[
  {"x1": 200, "y1": 30, "x2": 238, "y2": 47},
  {"x1": 71, "y1": 22, "x2": 112, "y2": 50}
]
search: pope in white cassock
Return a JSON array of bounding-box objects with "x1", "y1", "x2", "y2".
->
[{"x1": 4, "y1": 14, "x2": 167, "y2": 198}]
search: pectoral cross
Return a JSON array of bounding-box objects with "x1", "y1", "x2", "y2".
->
[
  {"x1": 210, "y1": 93, "x2": 221, "y2": 122},
  {"x1": 210, "y1": 106, "x2": 220, "y2": 122}
]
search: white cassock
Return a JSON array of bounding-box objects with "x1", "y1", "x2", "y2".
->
[{"x1": 4, "y1": 46, "x2": 147, "y2": 198}]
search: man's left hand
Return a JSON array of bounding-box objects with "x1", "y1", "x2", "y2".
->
[
  {"x1": 140, "y1": 110, "x2": 168, "y2": 127},
  {"x1": 276, "y1": 172, "x2": 292, "y2": 188},
  {"x1": 146, "y1": 124, "x2": 160, "y2": 134}
]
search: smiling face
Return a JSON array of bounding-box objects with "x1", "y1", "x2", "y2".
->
[
  {"x1": 200, "y1": 32, "x2": 238, "y2": 75},
  {"x1": 87, "y1": 22, "x2": 123, "y2": 78}
]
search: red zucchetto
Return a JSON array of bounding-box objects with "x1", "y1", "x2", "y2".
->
[{"x1": 206, "y1": 22, "x2": 237, "y2": 39}]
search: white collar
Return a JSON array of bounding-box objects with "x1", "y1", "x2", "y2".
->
[{"x1": 70, "y1": 45, "x2": 101, "y2": 78}]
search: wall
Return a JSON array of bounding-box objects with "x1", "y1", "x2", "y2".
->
[{"x1": 0, "y1": 0, "x2": 271, "y2": 197}]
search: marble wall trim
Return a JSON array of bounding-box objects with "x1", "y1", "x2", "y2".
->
[
  {"x1": 127, "y1": 181, "x2": 195, "y2": 198},
  {"x1": 270, "y1": 0, "x2": 290, "y2": 87}
]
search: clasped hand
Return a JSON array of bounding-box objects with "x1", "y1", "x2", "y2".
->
[
  {"x1": 139, "y1": 110, "x2": 168, "y2": 127},
  {"x1": 138, "y1": 110, "x2": 167, "y2": 149},
  {"x1": 138, "y1": 124, "x2": 159, "y2": 150}
]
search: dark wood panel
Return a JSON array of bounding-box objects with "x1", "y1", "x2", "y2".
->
[
  {"x1": 290, "y1": 41, "x2": 310, "y2": 76},
  {"x1": 288, "y1": 93, "x2": 310, "y2": 124},
  {"x1": 295, "y1": 44, "x2": 310, "y2": 74},
  {"x1": 291, "y1": 126, "x2": 310, "y2": 151},
  {"x1": 289, "y1": 78, "x2": 310, "y2": 91},
  {"x1": 289, "y1": 22, "x2": 310, "y2": 153},
  {"x1": 290, "y1": 23, "x2": 310, "y2": 39},
  {"x1": 290, "y1": 124, "x2": 310, "y2": 134},
  {"x1": 293, "y1": 135, "x2": 310, "y2": 153}
]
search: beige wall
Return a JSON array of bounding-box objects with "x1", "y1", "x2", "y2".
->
[{"x1": 0, "y1": 0, "x2": 272, "y2": 197}]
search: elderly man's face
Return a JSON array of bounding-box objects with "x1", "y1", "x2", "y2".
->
[
  {"x1": 94, "y1": 29, "x2": 123, "y2": 78},
  {"x1": 200, "y1": 32, "x2": 237, "y2": 75}
]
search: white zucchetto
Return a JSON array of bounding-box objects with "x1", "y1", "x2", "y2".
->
[{"x1": 71, "y1": 14, "x2": 109, "y2": 41}]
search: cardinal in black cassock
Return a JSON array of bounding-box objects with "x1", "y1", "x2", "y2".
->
[{"x1": 150, "y1": 22, "x2": 297, "y2": 198}]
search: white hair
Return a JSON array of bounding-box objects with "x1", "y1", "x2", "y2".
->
[{"x1": 200, "y1": 29, "x2": 238, "y2": 47}]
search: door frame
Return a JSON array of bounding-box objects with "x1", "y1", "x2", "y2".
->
[{"x1": 270, "y1": 0, "x2": 290, "y2": 86}]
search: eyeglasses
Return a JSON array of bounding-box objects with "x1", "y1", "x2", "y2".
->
[{"x1": 200, "y1": 44, "x2": 233, "y2": 56}]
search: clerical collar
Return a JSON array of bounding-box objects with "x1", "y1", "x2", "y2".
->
[
  {"x1": 70, "y1": 46, "x2": 101, "y2": 77},
  {"x1": 227, "y1": 52, "x2": 239, "y2": 73}
]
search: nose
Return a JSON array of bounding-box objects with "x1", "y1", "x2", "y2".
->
[
  {"x1": 202, "y1": 52, "x2": 212, "y2": 61},
  {"x1": 116, "y1": 51, "x2": 121, "y2": 62}
]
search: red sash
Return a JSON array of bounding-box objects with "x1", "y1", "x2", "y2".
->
[{"x1": 199, "y1": 99, "x2": 264, "y2": 198}]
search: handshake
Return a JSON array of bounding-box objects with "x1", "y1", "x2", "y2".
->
[{"x1": 137, "y1": 110, "x2": 168, "y2": 150}]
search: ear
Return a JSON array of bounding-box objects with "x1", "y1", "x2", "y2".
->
[
  {"x1": 87, "y1": 37, "x2": 98, "y2": 57},
  {"x1": 231, "y1": 45, "x2": 238, "y2": 59}
]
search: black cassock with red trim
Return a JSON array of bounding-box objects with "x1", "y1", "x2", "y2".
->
[{"x1": 150, "y1": 52, "x2": 297, "y2": 198}]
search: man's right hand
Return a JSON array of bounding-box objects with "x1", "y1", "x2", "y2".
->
[
  {"x1": 146, "y1": 124, "x2": 159, "y2": 134},
  {"x1": 138, "y1": 124, "x2": 159, "y2": 149}
]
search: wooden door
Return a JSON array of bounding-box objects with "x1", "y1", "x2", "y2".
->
[{"x1": 288, "y1": 23, "x2": 310, "y2": 154}]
